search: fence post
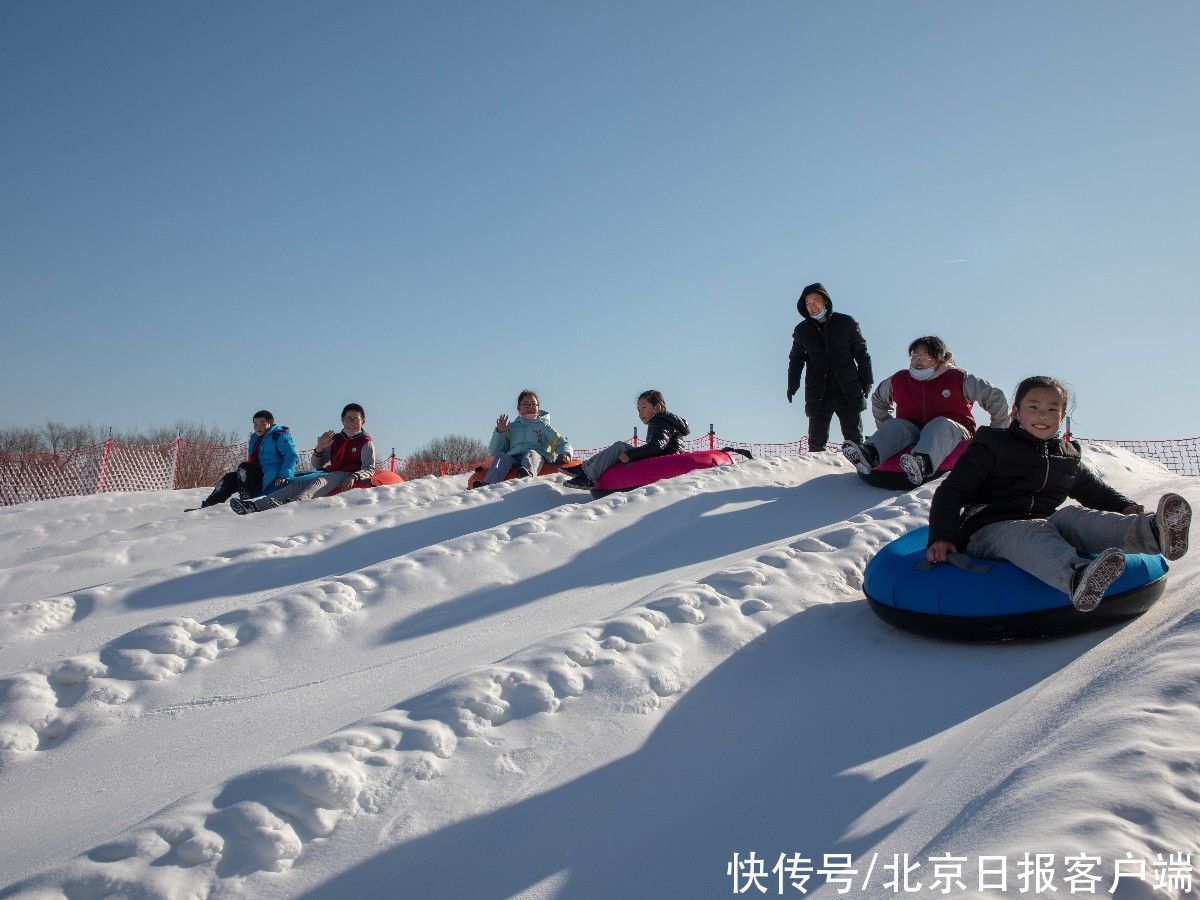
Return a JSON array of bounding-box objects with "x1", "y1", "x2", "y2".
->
[
  {"x1": 389, "y1": 449, "x2": 396, "y2": 473},
  {"x1": 632, "y1": 427, "x2": 639, "y2": 447},
  {"x1": 709, "y1": 424, "x2": 715, "y2": 450},
  {"x1": 441, "y1": 454, "x2": 448, "y2": 477},
  {"x1": 97, "y1": 428, "x2": 113, "y2": 494},
  {"x1": 169, "y1": 430, "x2": 182, "y2": 490}
]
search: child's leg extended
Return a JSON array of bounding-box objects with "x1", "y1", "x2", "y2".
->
[
  {"x1": 1048, "y1": 505, "x2": 1158, "y2": 555},
  {"x1": 966, "y1": 519, "x2": 1086, "y2": 594},
  {"x1": 581, "y1": 441, "x2": 633, "y2": 483},
  {"x1": 912, "y1": 417, "x2": 971, "y2": 470},
  {"x1": 483, "y1": 453, "x2": 518, "y2": 485},
  {"x1": 289, "y1": 471, "x2": 353, "y2": 502},
  {"x1": 514, "y1": 449, "x2": 544, "y2": 476},
  {"x1": 867, "y1": 418, "x2": 920, "y2": 463}
]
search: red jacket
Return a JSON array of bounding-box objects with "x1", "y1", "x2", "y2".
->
[
  {"x1": 326, "y1": 431, "x2": 373, "y2": 473},
  {"x1": 890, "y1": 368, "x2": 976, "y2": 433}
]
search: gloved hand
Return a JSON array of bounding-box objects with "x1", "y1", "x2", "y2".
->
[
  {"x1": 555, "y1": 455, "x2": 572, "y2": 465},
  {"x1": 786, "y1": 391, "x2": 795, "y2": 404}
]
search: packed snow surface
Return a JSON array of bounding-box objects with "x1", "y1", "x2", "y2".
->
[{"x1": 0, "y1": 447, "x2": 1196, "y2": 899}]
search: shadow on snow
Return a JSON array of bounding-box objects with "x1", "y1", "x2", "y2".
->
[
  {"x1": 304, "y1": 601, "x2": 1113, "y2": 899},
  {"x1": 379, "y1": 474, "x2": 882, "y2": 642},
  {"x1": 122, "y1": 484, "x2": 583, "y2": 610}
]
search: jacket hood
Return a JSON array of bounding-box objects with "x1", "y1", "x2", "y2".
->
[
  {"x1": 934, "y1": 354, "x2": 957, "y2": 377},
  {"x1": 655, "y1": 411, "x2": 690, "y2": 436},
  {"x1": 251, "y1": 424, "x2": 289, "y2": 441},
  {"x1": 797, "y1": 282, "x2": 834, "y2": 320}
]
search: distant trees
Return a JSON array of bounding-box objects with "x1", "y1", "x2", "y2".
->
[
  {"x1": 0, "y1": 422, "x2": 99, "y2": 454},
  {"x1": 0, "y1": 421, "x2": 245, "y2": 496},
  {"x1": 400, "y1": 434, "x2": 490, "y2": 480},
  {"x1": 0, "y1": 421, "x2": 240, "y2": 454},
  {"x1": 0, "y1": 426, "x2": 46, "y2": 455}
]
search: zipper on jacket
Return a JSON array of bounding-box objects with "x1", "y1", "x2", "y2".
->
[
  {"x1": 1028, "y1": 443, "x2": 1050, "y2": 516},
  {"x1": 811, "y1": 320, "x2": 831, "y2": 407}
]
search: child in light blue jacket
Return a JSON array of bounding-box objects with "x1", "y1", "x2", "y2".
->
[{"x1": 484, "y1": 390, "x2": 573, "y2": 484}]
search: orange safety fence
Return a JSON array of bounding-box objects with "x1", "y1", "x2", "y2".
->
[{"x1": 1, "y1": 432, "x2": 1197, "y2": 507}]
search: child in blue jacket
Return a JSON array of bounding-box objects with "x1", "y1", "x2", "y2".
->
[
  {"x1": 253, "y1": 419, "x2": 300, "y2": 494},
  {"x1": 196, "y1": 409, "x2": 279, "y2": 508}
]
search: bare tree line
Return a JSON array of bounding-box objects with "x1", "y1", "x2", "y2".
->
[
  {"x1": 0, "y1": 421, "x2": 241, "y2": 454},
  {"x1": 398, "y1": 434, "x2": 490, "y2": 480}
]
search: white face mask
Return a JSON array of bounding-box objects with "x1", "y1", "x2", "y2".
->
[{"x1": 909, "y1": 366, "x2": 936, "y2": 381}]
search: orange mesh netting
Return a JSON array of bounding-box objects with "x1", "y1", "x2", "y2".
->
[{"x1": 1, "y1": 434, "x2": 1196, "y2": 506}]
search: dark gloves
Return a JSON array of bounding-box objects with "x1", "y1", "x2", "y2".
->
[{"x1": 786, "y1": 391, "x2": 795, "y2": 404}]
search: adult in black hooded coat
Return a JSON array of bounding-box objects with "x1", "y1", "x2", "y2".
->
[{"x1": 787, "y1": 282, "x2": 874, "y2": 450}]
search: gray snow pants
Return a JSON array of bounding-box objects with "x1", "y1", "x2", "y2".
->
[
  {"x1": 966, "y1": 505, "x2": 1159, "y2": 594},
  {"x1": 484, "y1": 449, "x2": 544, "y2": 485},
  {"x1": 581, "y1": 441, "x2": 635, "y2": 483},
  {"x1": 867, "y1": 416, "x2": 970, "y2": 470},
  {"x1": 266, "y1": 471, "x2": 354, "y2": 505}
]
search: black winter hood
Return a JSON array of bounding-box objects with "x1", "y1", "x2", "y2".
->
[
  {"x1": 796, "y1": 282, "x2": 834, "y2": 320},
  {"x1": 654, "y1": 411, "x2": 690, "y2": 436}
]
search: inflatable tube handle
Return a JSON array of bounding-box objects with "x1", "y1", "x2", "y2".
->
[{"x1": 915, "y1": 554, "x2": 992, "y2": 575}]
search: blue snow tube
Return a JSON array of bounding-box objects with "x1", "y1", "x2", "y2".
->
[{"x1": 863, "y1": 526, "x2": 1169, "y2": 641}]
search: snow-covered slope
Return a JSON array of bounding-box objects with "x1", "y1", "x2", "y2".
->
[{"x1": 1, "y1": 447, "x2": 1196, "y2": 899}]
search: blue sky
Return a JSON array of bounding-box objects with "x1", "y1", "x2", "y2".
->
[{"x1": 2, "y1": 2, "x2": 1198, "y2": 455}]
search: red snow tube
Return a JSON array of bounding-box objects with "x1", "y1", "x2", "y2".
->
[
  {"x1": 328, "y1": 469, "x2": 404, "y2": 497},
  {"x1": 859, "y1": 440, "x2": 968, "y2": 489},
  {"x1": 467, "y1": 459, "x2": 583, "y2": 489},
  {"x1": 592, "y1": 449, "x2": 736, "y2": 494}
]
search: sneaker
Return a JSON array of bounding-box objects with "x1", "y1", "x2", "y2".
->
[
  {"x1": 252, "y1": 497, "x2": 281, "y2": 513},
  {"x1": 899, "y1": 452, "x2": 932, "y2": 486},
  {"x1": 562, "y1": 474, "x2": 594, "y2": 489},
  {"x1": 1069, "y1": 548, "x2": 1127, "y2": 612},
  {"x1": 229, "y1": 497, "x2": 253, "y2": 515},
  {"x1": 1155, "y1": 493, "x2": 1191, "y2": 561},
  {"x1": 842, "y1": 441, "x2": 878, "y2": 475}
]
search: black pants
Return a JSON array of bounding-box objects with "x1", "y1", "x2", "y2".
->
[
  {"x1": 808, "y1": 401, "x2": 863, "y2": 451},
  {"x1": 201, "y1": 462, "x2": 263, "y2": 507}
]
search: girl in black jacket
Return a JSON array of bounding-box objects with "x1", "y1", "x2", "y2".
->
[
  {"x1": 563, "y1": 390, "x2": 689, "y2": 489},
  {"x1": 927, "y1": 376, "x2": 1191, "y2": 612}
]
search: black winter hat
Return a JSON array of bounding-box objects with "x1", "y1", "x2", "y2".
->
[{"x1": 796, "y1": 282, "x2": 833, "y2": 317}]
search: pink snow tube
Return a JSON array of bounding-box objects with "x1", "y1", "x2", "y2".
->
[
  {"x1": 859, "y1": 440, "x2": 968, "y2": 489},
  {"x1": 592, "y1": 449, "x2": 737, "y2": 493}
]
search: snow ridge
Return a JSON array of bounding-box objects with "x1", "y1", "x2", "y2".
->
[
  {"x1": 0, "y1": 448, "x2": 1196, "y2": 900},
  {"x1": 1, "y1": 467, "x2": 922, "y2": 898}
]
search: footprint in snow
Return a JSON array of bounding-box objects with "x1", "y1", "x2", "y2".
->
[{"x1": 700, "y1": 567, "x2": 770, "y2": 600}]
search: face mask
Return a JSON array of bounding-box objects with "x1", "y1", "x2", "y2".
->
[
  {"x1": 909, "y1": 366, "x2": 936, "y2": 381},
  {"x1": 811, "y1": 307, "x2": 829, "y2": 322}
]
